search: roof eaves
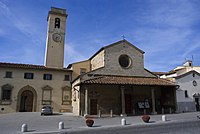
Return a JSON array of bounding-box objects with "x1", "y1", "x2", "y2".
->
[
  {"x1": 80, "y1": 75, "x2": 175, "y2": 86},
  {"x1": 0, "y1": 62, "x2": 72, "y2": 71},
  {"x1": 89, "y1": 40, "x2": 145, "y2": 60},
  {"x1": 144, "y1": 68, "x2": 157, "y2": 77},
  {"x1": 176, "y1": 70, "x2": 200, "y2": 79}
]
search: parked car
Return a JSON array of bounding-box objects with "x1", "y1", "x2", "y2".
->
[{"x1": 41, "y1": 105, "x2": 53, "y2": 115}]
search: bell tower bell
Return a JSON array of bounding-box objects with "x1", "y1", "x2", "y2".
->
[{"x1": 44, "y1": 7, "x2": 67, "y2": 68}]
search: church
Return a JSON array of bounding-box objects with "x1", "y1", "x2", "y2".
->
[{"x1": 0, "y1": 7, "x2": 177, "y2": 116}]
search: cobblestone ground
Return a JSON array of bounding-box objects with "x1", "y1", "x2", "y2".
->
[{"x1": 0, "y1": 112, "x2": 199, "y2": 134}]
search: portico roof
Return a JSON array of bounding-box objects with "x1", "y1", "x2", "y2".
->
[{"x1": 81, "y1": 75, "x2": 176, "y2": 86}]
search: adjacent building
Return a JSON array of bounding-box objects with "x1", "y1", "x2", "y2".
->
[
  {"x1": 0, "y1": 7, "x2": 72, "y2": 114},
  {"x1": 157, "y1": 60, "x2": 200, "y2": 113}
]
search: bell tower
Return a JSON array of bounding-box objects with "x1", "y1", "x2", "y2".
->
[{"x1": 44, "y1": 7, "x2": 67, "y2": 68}]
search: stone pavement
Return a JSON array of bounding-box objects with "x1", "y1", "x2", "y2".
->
[{"x1": 0, "y1": 112, "x2": 199, "y2": 134}]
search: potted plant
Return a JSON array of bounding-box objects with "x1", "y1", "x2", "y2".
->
[
  {"x1": 85, "y1": 118, "x2": 94, "y2": 127},
  {"x1": 141, "y1": 115, "x2": 150, "y2": 123}
]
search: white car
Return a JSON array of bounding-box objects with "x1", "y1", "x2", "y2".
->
[{"x1": 41, "y1": 106, "x2": 53, "y2": 115}]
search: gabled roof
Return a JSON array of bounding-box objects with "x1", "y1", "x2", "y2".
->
[
  {"x1": 153, "y1": 72, "x2": 167, "y2": 75},
  {"x1": 89, "y1": 39, "x2": 145, "y2": 60},
  {"x1": 153, "y1": 70, "x2": 177, "y2": 76},
  {"x1": 67, "y1": 40, "x2": 144, "y2": 69},
  {"x1": 80, "y1": 75, "x2": 175, "y2": 86},
  {"x1": 0, "y1": 62, "x2": 72, "y2": 71},
  {"x1": 176, "y1": 70, "x2": 200, "y2": 79}
]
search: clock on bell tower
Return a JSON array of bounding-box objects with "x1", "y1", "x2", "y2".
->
[{"x1": 44, "y1": 7, "x2": 67, "y2": 68}]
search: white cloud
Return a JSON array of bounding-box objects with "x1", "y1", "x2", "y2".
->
[
  {"x1": 64, "y1": 43, "x2": 87, "y2": 65},
  {"x1": 0, "y1": 1, "x2": 9, "y2": 15},
  {"x1": 0, "y1": 1, "x2": 44, "y2": 44},
  {"x1": 129, "y1": 1, "x2": 200, "y2": 72},
  {"x1": 136, "y1": 1, "x2": 199, "y2": 28}
]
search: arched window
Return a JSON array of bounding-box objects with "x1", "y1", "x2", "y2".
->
[
  {"x1": 54, "y1": 18, "x2": 60, "y2": 28},
  {"x1": 1, "y1": 84, "x2": 13, "y2": 101}
]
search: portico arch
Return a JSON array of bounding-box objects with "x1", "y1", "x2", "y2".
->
[{"x1": 17, "y1": 85, "x2": 37, "y2": 112}]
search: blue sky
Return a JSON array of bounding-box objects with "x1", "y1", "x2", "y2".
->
[{"x1": 0, "y1": 0, "x2": 200, "y2": 72}]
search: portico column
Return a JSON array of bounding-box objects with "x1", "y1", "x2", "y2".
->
[
  {"x1": 120, "y1": 86, "x2": 126, "y2": 116},
  {"x1": 85, "y1": 87, "x2": 89, "y2": 115},
  {"x1": 151, "y1": 87, "x2": 157, "y2": 114}
]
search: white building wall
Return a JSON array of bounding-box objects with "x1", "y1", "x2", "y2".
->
[
  {"x1": 72, "y1": 79, "x2": 81, "y2": 116},
  {"x1": 176, "y1": 73, "x2": 200, "y2": 112}
]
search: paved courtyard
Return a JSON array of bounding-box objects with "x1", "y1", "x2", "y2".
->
[{"x1": 0, "y1": 112, "x2": 199, "y2": 134}]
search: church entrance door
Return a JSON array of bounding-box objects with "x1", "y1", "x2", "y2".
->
[
  {"x1": 195, "y1": 98, "x2": 200, "y2": 111},
  {"x1": 90, "y1": 99, "x2": 97, "y2": 115},
  {"x1": 20, "y1": 90, "x2": 33, "y2": 112},
  {"x1": 125, "y1": 94, "x2": 132, "y2": 115}
]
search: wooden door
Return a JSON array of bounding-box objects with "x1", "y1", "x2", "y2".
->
[
  {"x1": 20, "y1": 90, "x2": 33, "y2": 112},
  {"x1": 125, "y1": 94, "x2": 132, "y2": 115},
  {"x1": 90, "y1": 99, "x2": 97, "y2": 115},
  {"x1": 195, "y1": 98, "x2": 200, "y2": 111}
]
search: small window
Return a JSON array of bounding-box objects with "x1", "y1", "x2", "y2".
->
[
  {"x1": 193, "y1": 73, "x2": 195, "y2": 77},
  {"x1": 80, "y1": 68, "x2": 86, "y2": 75},
  {"x1": 43, "y1": 74, "x2": 52, "y2": 80},
  {"x1": 54, "y1": 18, "x2": 60, "y2": 28},
  {"x1": 24, "y1": 73, "x2": 34, "y2": 79},
  {"x1": 185, "y1": 90, "x2": 188, "y2": 98},
  {"x1": 5, "y1": 71, "x2": 12, "y2": 78},
  {"x1": 64, "y1": 75, "x2": 70, "y2": 81}
]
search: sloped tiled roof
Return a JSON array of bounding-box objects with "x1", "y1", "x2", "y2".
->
[
  {"x1": 0, "y1": 62, "x2": 72, "y2": 71},
  {"x1": 153, "y1": 72, "x2": 168, "y2": 75},
  {"x1": 176, "y1": 70, "x2": 200, "y2": 79},
  {"x1": 153, "y1": 70, "x2": 177, "y2": 76},
  {"x1": 81, "y1": 75, "x2": 175, "y2": 86}
]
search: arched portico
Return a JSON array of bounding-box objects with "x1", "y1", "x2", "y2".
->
[{"x1": 17, "y1": 85, "x2": 37, "y2": 112}]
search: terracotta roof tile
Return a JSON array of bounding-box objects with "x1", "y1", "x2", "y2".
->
[
  {"x1": 0, "y1": 62, "x2": 72, "y2": 71},
  {"x1": 82, "y1": 75, "x2": 175, "y2": 86}
]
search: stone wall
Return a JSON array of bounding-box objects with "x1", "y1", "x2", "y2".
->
[
  {"x1": 70, "y1": 60, "x2": 91, "y2": 81},
  {"x1": 177, "y1": 102, "x2": 196, "y2": 112},
  {"x1": 87, "y1": 41, "x2": 155, "y2": 77},
  {"x1": 91, "y1": 50, "x2": 105, "y2": 70}
]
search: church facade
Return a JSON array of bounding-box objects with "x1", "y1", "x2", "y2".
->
[
  {"x1": 70, "y1": 40, "x2": 177, "y2": 116},
  {"x1": 0, "y1": 7, "x2": 177, "y2": 116}
]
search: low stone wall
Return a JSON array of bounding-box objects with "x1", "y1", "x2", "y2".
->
[{"x1": 177, "y1": 102, "x2": 196, "y2": 113}]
